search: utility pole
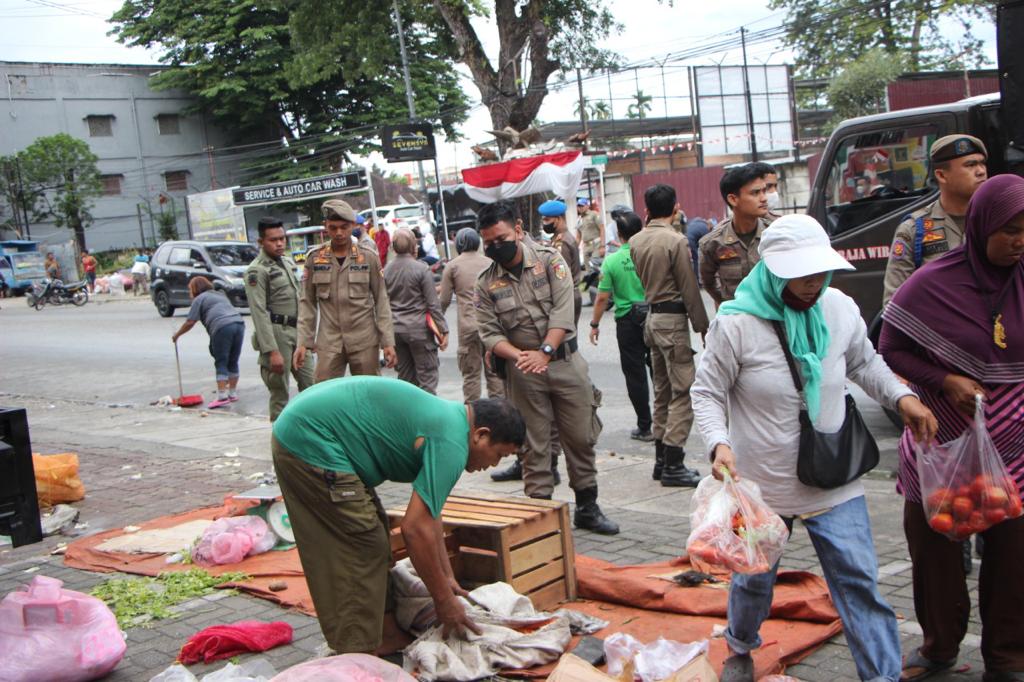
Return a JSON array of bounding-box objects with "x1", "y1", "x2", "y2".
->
[
  {"x1": 392, "y1": 0, "x2": 429, "y2": 203},
  {"x1": 576, "y1": 68, "x2": 589, "y2": 137},
  {"x1": 740, "y1": 27, "x2": 759, "y2": 162},
  {"x1": 15, "y1": 157, "x2": 31, "y2": 239}
]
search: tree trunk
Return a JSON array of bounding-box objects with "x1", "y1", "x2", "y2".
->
[{"x1": 73, "y1": 215, "x2": 86, "y2": 252}]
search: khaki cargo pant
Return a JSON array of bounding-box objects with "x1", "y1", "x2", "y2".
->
[
  {"x1": 395, "y1": 332, "x2": 440, "y2": 394},
  {"x1": 259, "y1": 325, "x2": 315, "y2": 421},
  {"x1": 507, "y1": 351, "x2": 601, "y2": 498},
  {"x1": 314, "y1": 345, "x2": 381, "y2": 383},
  {"x1": 271, "y1": 437, "x2": 390, "y2": 654},
  {"x1": 644, "y1": 312, "x2": 696, "y2": 448},
  {"x1": 457, "y1": 333, "x2": 505, "y2": 402}
]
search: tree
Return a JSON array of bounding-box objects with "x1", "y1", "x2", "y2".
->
[
  {"x1": 769, "y1": 0, "x2": 994, "y2": 80},
  {"x1": 0, "y1": 156, "x2": 45, "y2": 238},
  {"x1": 109, "y1": 1, "x2": 470, "y2": 182},
  {"x1": 16, "y1": 134, "x2": 102, "y2": 251},
  {"x1": 592, "y1": 101, "x2": 612, "y2": 121},
  {"x1": 826, "y1": 49, "x2": 907, "y2": 130},
  {"x1": 627, "y1": 91, "x2": 653, "y2": 120}
]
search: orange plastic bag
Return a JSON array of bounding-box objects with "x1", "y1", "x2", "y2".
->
[{"x1": 33, "y1": 453, "x2": 86, "y2": 507}]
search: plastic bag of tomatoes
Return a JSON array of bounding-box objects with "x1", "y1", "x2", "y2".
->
[
  {"x1": 685, "y1": 469, "x2": 790, "y2": 574},
  {"x1": 918, "y1": 396, "x2": 1023, "y2": 541}
]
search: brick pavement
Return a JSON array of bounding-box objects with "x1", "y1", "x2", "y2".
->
[{"x1": 0, "y1": 398, "x2": 990, "y2": 681}]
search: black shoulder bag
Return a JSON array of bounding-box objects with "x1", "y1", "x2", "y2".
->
[{"x1": 771, "y1": 320, "x2": 879, "y2": 489}]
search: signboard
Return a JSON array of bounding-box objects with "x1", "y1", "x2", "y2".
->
[
  {"x1": 381, "y1": 123, "x2": 436, "y2": 162},
  {"x1": 589, "y1": 154, "x2": 609, "y2": 167},
  {"x1": 232, "y1": 171, "x2": 366, "y2": 206},
  {"x1": 186, "y1": 188, "x2": 247, "y2": 242},
  {"x1": 694, "y1": 65, "x2": 794, "y2": 157}
]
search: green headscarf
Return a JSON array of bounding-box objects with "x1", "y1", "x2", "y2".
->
[{"x1": 718, "y1": 260, "x2": 832, "y2": 422}]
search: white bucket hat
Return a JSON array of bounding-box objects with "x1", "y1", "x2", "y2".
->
[{"x1": 758, "y1": 214, "x2": 855, "y2": 279}]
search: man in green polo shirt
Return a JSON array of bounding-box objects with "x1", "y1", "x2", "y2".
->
[
  {"x1": 588, "y1": 210, "x2": 654, "y2": 445},
  {"x1": 271, "y1": 376, "x2": 526, "y2": 654}
]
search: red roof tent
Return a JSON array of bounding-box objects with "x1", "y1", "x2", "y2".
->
[{"x1": 886, "y1": 70, "x2": 999, "y2": 112}]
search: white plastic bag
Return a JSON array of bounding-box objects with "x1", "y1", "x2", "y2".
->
[
  {"x1": 149, "y1": 658, "x2": 277, "y2": 682},
  {"x1": 604, "y1": 633, "x2": 709, "y2": 682}
]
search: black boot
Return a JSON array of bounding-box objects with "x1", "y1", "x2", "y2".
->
[
  {"x1": 661, "y1": 446, "x2": 700, "y2": 487},
  {"x1": 551, "y1": 454, "x2": 561, "y2": 486},
  {"x1": 653, "y1": 440, "x2": 664, "y2": 481},
  {"x1": 962, "y1": 539, "x2": 973, "y2": 575},
  {"x1": 573, "y1": 486, "x2": 620, "y2": 535},
  {"x1": 491, "y1": 458, "x2": 523, "y2": 482}
]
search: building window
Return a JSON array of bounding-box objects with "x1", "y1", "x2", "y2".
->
[
  {"x1": 164, "y1": 170, "x2": 189, "y2": 192},
  {"x1": 100, "y1": 175, "x2": 123, "y2": 196},
  {"x1": 156, "y1": 113, "x2": 180, "y2": 135},
  {"x1": 86, "y1": 115, "x2": 114, "y2": 137}
]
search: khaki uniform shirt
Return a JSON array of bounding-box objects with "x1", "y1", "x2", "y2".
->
[
  {"x1": 629, "y1": 218, "x2": 709, "y2": 333},
  {"x1": 246, "y1": 251, "x2": 301, "y2": 355},
  {"x1": 383, "y1": 255, "x2": 448, "y2": 339},
  {"x1": 439, "y1": 251, "x2": 491, "y2": 344},
  {"x1": 882, "y1": 199, "x2": 965, "y2": 307},
  {"x1": 698, "y1": 217, "x2": 768, "y2": 306},
  {"x1": 577, "y1": 211, "x2": 603, "y2": 250},
  {"x1": 552, "y1": 230, "x2": 582, "y2": 286},
  {"x1": 297, "y1": 241, "x2": 395, "y2": 353},
  {"x1": 765, "y1": 210, "x2": 782, "y2": 224},
  {"x1": 475, "y1": 240, "x2": 576, "y2": 352}
]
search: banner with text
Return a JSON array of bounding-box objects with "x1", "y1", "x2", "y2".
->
[{"x1": 232, "y1": 171, "x2": 366, "y2": 206}]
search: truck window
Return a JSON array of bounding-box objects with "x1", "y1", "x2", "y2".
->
[{"x1": 823, "y1": 124, "x2": 938, "y2": 236}]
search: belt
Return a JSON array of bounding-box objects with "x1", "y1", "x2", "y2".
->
[
  {"x1": 549, "y1": 337, "x2": 578, "y2": 361},
  {"x1": 270, "y1": 312, "x2": 298, "y2": 327},
  {"x1": 650, "y1": 301, "x2": 687, "y2": 314}
]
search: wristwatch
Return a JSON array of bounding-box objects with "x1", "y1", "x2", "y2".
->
[
  {"x1": 540, "y1": 343, "x2": 556, "y2": 358},
  {"x1": 589, "y1": 321, "x2": 600, "y2": 329}
]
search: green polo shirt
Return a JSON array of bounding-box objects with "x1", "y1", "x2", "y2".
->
[
  {"x1": 597, "y1": 243, "x2": 647, "y2": 319},
  {"x1": 272, "y1": 376, "x2": 469, "y2": 517}
]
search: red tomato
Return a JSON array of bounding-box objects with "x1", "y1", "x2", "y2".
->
[
  {"x1": 928, "y1": 513, "x2": 954, "y2": 534},
  {"x1": 983, "y1": 486, "x2": 1009, "y2": 509},
  {"x1": 952, "y1": 496, "x2": 974, "y2": 521},
  {"x1": 925, "y1": 488, "x2": 954, "y2": 514},
  {"x1": 971, "y1": 474, "x2": 993, "y2": 500},
  {"x1": 984, "y1": 507, "x2": 1008, "y2": 525},
  {"x1": 956, "y1": 485, "x2": 972, "y2": 499},
  {"x1": 953, "y1": 523, "x2": 973, "y2": 540},
  {"x1": 968, "y1": 510, "x2": 988, "y2": 533},
  {"x1": 1008, "y1": 497, "x2": 1023, "y2": 519}
]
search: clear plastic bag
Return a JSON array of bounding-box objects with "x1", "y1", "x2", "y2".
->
[
  {"x1": 685, "y1": 471, "x2": 789, "y2": 575},
  {"x1": 917, "y1": 396, "x2": 1023, "y2": 541},
  {"x1": 604, "y1": 633, "x2": 709, "y2": 682},
  {"x1": 0, "y1": 575, "x2": 126, "y2": 682},
  {"x1": 191, "y1": 516, "x2": 275, "y2": 566}
]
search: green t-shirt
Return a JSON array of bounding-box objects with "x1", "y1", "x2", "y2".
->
[
  {"x1": 272, "y1": 376, "x2": 469, "y2": 517},
  {"x1": 597, "y1": 244, "x2": 647, "y2": 319}
]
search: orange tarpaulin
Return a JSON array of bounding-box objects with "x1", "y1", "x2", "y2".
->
[{"x1": 65, "y1": 501, "x2": 843, "y2": 679}]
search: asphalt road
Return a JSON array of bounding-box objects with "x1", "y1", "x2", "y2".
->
[{"x1": 0, "y1": 292, "x2": 902, "y2": 470}]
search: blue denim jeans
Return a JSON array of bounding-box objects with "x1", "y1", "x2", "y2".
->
[
  {"x1": 209, "y1": 321, "x2": 245, "y2": 381},
  {"x1": 725, "y1": 495, "x2": 901, "y2": 682}
]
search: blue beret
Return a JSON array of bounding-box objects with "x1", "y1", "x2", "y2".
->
[
  {"x1": 538, "y1": 200, "x2": 566, "y2": 217},
  {"x1": 356, "y1": 214, "x2": 365, "y2": 224},
  {"x1": 577, "y1": 197, "x2": 590, "y2": 207}
]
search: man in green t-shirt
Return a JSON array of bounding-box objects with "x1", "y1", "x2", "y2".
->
[
  {"x1": 271, "y1": 376, "x2": 525, "y2": 654},
  {"x1": 588, "y1": 209, "x2": 654, "y2": 446}
]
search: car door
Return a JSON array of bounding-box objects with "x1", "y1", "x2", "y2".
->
[
  {"x1": 185, "y1": 247, "x2": 213, "y2": 294},
  {"x1": 164, "y1": 246, "x2": 193, "y2": 304}
]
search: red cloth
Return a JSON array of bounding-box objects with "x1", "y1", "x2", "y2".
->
[
  {"x1": 178, "y1": 620, "x2": 293, "y2": 664},
  {"x1": 374, "y1": 230, "x2": 391, "y2": 266}
]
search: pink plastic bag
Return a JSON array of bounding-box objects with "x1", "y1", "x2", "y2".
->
[
  {"x1": 917, "y1": 396, "x2": 1023, "y2": 541},
  {"x1": 0, "y1": 575, "x2": 126, "y2": 682},
  {"x1": 685, "y1": 472, "x2": 789, "y2": 575},
  {"x1": 269, "y1": 653, "x2": 417, "y2": 682},
  {"x1": 192, "y1": 516, "x2": 275, "y2": 566}
]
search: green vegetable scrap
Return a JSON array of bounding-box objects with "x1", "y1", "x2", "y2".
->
[{"x1": 90, "y1": 568, "x2": 249, "y2": 629}]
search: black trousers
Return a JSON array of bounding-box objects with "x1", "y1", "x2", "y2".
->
[{"x1": 615, "y1": 315, "x2": 652, "y2": 432}]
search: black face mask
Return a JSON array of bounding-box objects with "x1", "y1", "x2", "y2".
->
[
  {"x1": 541, "y1": 221, "x2": 556, "y2": 234},
  {"x1": 485, "y1": 240, "x2": 519, "y2": 266}
]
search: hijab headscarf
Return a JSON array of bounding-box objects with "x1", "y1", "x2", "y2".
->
[
  {"x1": 884, "y1": 174, "x2": 1024, "y2": 383},
  {"x1": 719, "y1": 261, "x2": 832, "y2": 421},
  {"x1": 455, "y1": 227, "x2": 480, "y2": 254}
]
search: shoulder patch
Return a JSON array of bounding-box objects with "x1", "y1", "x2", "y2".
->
[
  {"x1": 717, "y1": 246, "x2": 739, "y2": 261},
  {"x1": 489, "y1": 279, "x2": 509, "y2": 291},
  {"x1": 246, "y1": 270, "x2": 258, "y2": 287},
  {"x1": 553, "y1": 260, "x2": 568, "y2": 280},
  {"x1": 922, "y1": 229, "x2": 946, "y2": 244},
  {"x1": 890, "y1": 238, "x2": 909, "y2": 261}
]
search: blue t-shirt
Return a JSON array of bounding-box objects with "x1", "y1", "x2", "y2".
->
[{"x1": 187, "y1": 290, "x2": 243, "y2": 337}]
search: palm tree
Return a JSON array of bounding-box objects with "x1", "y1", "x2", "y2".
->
[
  {"x1": 627, "y1": 90, "x2": 653, "y2": 120},
  {"x1": 574, "y1": 96, "x2": 592, "y2": 120},
  {"x1": 592, "y1": 100, "x2": 612, "y2": 120}
]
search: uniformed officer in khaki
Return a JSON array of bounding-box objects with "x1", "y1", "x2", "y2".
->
[
  {"x1": 294, "y1": 199, "x2": 397, "y2": 382},
  {"x1": 540, "y1": 200, "x2": 583, "y2": 324},
  {"x1": 751, "y1": 161, "x2": 783, "y2": 223},
  {"x1": 630, "y1": 184, "x2": 709, "y2": 487},
  {"x1": 575, "y1": 198, "x2": 604, "y2": 271},
  {"x1": 882, "y1": 134, "x2": 988, "y2": 307},
  {"x1": 246, "y1": 217, "x2": 315, "y2": 421},
  {"x1": 475, "y1": 200, "x2": 618, "y2": 534},
  {"x1": 439, "y1": 227, "x2": 504, "y2": 402},
  {"x1": 699, "y1": 164, "x2": 770, "y2": 308}
]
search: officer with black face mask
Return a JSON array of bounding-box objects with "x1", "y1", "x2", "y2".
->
[{"x1": 539, "y1": 200, "x2": 582, "y2": 325}]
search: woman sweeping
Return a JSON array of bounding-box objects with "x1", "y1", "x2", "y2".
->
[{"x1": 171, "y1": 276, "x2": 245, "y2": 409}]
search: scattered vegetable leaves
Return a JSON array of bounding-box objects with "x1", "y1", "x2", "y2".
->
[{"x1": 90, "y1": 569, "x2": 249, "y2": 629}]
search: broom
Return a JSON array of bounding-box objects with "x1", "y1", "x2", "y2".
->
[{"x1": 174, "y1": 340, "x2": 204, "y2": 407}]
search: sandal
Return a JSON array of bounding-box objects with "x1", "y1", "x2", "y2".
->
[{"x1": 902, "y1": 648, "x2": 956, "y2": 682}]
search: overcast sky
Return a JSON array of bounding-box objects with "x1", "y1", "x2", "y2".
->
[{"x1": 0, "y1": 0, "x2": 997, "y2": 178}]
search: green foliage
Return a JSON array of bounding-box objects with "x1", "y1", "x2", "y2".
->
[
  {"x1": 91, "y1": 569, "x2": 249, "y2": 629},
  {"x1": 156, "y1": 211, "x2": 178, "y2": 241},
  {"x1": 591, "y1": 101, "x2": 612, "y2": 121},
  {"x1": 826, "y1": 49, "x2": 907, "y2": 129},
  {"x1": 627, "y1": 91, "x2": 654, "y2": 120},
  {"x1": 769, "y1": 0, "x2": 995, "y2": 80}
]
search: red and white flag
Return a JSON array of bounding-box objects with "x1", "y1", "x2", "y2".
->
[{"x1": 461, "y1": 151, "x2": 585, "y2": 203}]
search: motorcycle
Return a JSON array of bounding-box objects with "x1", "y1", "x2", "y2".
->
[{"x1": 28, "y1": 278, "x2": 89, "y2": 310}]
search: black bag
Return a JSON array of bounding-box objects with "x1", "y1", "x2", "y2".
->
[
  {"x1": 628, "y1": 302, "x2": 649, "y2": 326},
  {"x1": 771, "y1": 321, "x2": 879, "y2": 489}
]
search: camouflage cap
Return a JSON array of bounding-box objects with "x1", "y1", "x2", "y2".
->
[
  {"x1": 321, "y1": 199, "x2": 357, "y2": 222},
  {"x1": 930, "y1": 134, "x2": 987, "y2": 163}
]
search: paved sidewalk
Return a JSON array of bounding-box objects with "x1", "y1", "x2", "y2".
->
[{"x1": 0, "y1": 395, "x2": 987, "y2": 681}]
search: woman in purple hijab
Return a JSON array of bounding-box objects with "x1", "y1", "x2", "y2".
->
[{"x1": 880, "y1": 174, "x2": 1024, "y2": 682}]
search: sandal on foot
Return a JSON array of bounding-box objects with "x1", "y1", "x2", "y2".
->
[
  {"x1": 902, "y1": 648, "x2": 956, "y2": 682},
  {"x1": 721, "y1": 653, "x2": 754, "y2": 682}
]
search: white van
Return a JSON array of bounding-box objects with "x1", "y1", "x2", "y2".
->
[{"x1": 359, "y1": 204, "x2": 430, "y2": 237}]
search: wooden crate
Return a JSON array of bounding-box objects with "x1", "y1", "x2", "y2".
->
[{"x1": 387, "y1": 493, "x2": 576, "y2": 611}]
